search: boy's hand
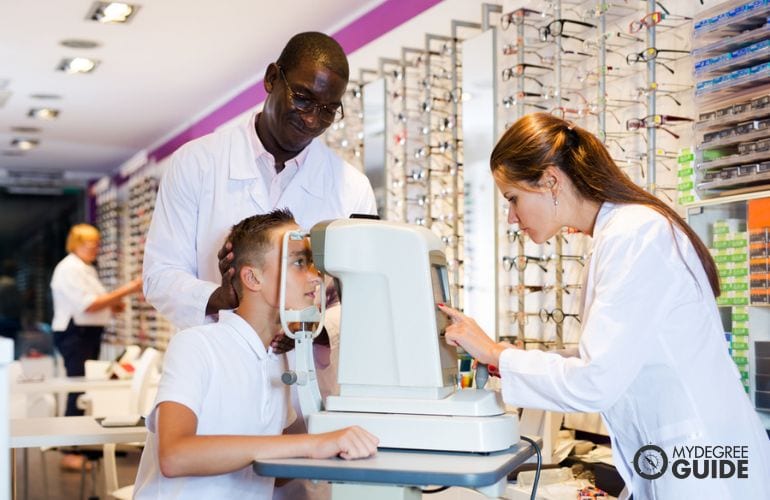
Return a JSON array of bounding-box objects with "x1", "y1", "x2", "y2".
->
[
  {"x1": 270, "y1": 333, "x2": 295, "y2": 354},
  {"x1": 311, "y1": 426, "x2": 378, "y2": 460}
]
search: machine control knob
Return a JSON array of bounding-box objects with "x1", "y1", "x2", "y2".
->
[{"x1": 282, "y1": 371, "x2": 298, "y2": 385}]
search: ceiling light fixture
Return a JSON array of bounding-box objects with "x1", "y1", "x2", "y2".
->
[
  {"x1": 11, "y1": 126, "x2": 42, "y2": 134},
  {"x1": 30, "y1": 93, "x2": 62, "y2": 100},
  {"x1": 88, "y1": 2, "x2": 139, "y2": 24},
  {"x1": 11, "y1": 138, "x2": 39, "y2": 151},
  {"x1": 60, "y1": 39, "x2": 101, "y2": 49},
  {"x1": 57, "y1": 57, "x2": 99, "y2": 74},
  {"x1": 28, "y1": 108, "x2": 60, "y2": 120}
]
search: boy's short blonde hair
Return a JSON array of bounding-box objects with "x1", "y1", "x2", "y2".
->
[{"x1": 66, "y1": 224, "x2": 100, "y2": 253}]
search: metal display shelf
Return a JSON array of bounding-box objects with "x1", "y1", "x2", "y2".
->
[
  {"x1": 693, "y1": 0, "x2": 770, "y2": 47},
  {"x1": 699, "y1": 126, "x2": 770, "y2": 150},
  {"x1": 695, "y1": 102, "x2": 770, "y2": 131},
  {"x1": 695, "y1": 40, "x2": 770, "y2": 78},
  {"x1": 697, "y1": 149, "x2": 770, "y2": 170},
  {"x1": 698, "y1": 167, "x2": 770, "y2": 190},
  {"x1": 695, "y1": 62, "x2": 770, "y2": 106},
  {"x1": 692, "y1": 23, "x2": 770, "y2": 58}
]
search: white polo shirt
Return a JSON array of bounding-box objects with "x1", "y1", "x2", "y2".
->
[
  {"x1": 133, "y1": 311, "x2": 292, "y2": 499},
  {"x1": 50, "y1": 253, "x2": 110, "y2": 331}
]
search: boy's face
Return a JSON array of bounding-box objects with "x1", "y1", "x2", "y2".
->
[{"x1": 259, "y1": 224, "x2": 321, "y2": 310}]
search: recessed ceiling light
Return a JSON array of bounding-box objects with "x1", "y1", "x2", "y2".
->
[
  {"x1": 30, "y1": 93, "x2": 62, "y2": 100},
  {"x1": 60, "y1": 39, "x2": 101, "y2": 49},
  {"x1": 28, "y1": 108, "x2": 60, "y2": 120},
  {"x1": 10, "y1": 126, "x2": 42, "y2": 134},
  {"x1": 57, "y1": 57, "x2": 99, "y2": 74},
  {"x1": 88, "y1": 2, "x2": 139, "y2": 24},
  {"x1": 11, "y1": 138, "x2": 39, "y2": 151}
]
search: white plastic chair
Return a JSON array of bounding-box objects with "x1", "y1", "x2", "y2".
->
[
  {"x1": 103, "y1": 347, "x2": 160, "y2": 499},
  {"x1": 9, "y1": 360, "x2": 57, "y2": 499}
]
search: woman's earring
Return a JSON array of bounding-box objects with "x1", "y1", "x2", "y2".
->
[{"x1": 553, "y1": 196, "x2": 559, "y2": 207}]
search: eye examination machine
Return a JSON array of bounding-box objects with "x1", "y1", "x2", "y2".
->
[
  {"x1": 269, "y1": 218, "x2": 536, "y2": 499},
  {"x1": 306, "y1": 218, "x2": 519, "y2": 452}
]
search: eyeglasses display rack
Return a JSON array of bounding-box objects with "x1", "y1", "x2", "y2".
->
[
  {"x1": 92, "y1": 164, "x2": 175, "y2": 350},
  {"x1": 93, "y1": 180, "x2": 125, "y2": 344},
  {"x1": 324, "y1": 81, "x2": 365, "y2": 170}
]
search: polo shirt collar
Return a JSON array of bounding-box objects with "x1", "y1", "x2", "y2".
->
[{"x1": 218, "y1": 310, "x2": 272, "y2": 361}]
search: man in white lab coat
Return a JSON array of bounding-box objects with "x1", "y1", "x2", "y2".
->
[{"x1": 142, "y1": 32, "x2": 376, "y2": 500}]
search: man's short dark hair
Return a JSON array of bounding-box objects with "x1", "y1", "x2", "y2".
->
[
  {"x1": 229, "y1": 208, "x2": 296, "y2": 297},
  {"x1": 276, "y1": 32, "x2": 349, "y2": 80}
]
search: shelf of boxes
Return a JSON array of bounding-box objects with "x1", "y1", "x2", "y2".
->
[{"x1": 694, "y1": 0, "x2": 770, "y2": 198}]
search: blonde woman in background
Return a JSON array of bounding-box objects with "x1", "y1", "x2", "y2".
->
[{"x1": 50, "y1": 223, "x2": 142, "y2": 470}]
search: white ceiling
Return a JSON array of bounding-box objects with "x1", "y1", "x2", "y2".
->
[{"x1": 0, "y1": 0, "x2": 387, "y2": 183}]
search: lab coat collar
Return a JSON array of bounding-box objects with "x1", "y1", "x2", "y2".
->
[
  {"x1": 218, "y1": 310, "x2": 272, "y2": 361},
  {"x1": 229, "y1": 113, "x2": 325, "y2": 199},
  {"x1": 591, "y1": 201, "x2": 617, "y2": 239},
  {"x1": 229, "y1": 113, "x2": 267, "y2": 181},
  {"x1": 288, "y1": 139, "x2": 327, "y2": 200}
]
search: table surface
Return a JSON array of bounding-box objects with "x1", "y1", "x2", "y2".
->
[
  {"x1": 11, "y1": 376, "x2": 133, "y2": 395},
  {"x1": 253, "y1": 439, "x2": 538, "y2": 488},
  {"x1": 11, "y1": 416, "x2": 148, "y2": 448}
]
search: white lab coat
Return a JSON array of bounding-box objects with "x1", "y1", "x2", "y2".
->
[
  {"x1": 142, "y1": 115, "x2": 377, "y2": 330},
  {"x1": 498, "y1": 203, "x2": 770, "y2": 499}
]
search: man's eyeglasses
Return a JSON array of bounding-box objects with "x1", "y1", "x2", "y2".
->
[
  {"x1": 278, "y1": 66, "x2": 344, "y2": 124},
  {"x1": 539, "y1": 19, "x2": 596, "y2": 42}
]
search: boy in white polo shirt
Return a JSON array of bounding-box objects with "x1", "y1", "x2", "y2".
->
[{"x1": 133, "y1": 209, "x2": 378, "y2": 499}]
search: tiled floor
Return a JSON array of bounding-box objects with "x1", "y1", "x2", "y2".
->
[{"x1": 13, "y1": 447, "x2": 141, "y2": 500}]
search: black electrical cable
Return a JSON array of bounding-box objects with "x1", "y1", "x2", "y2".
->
[
  {"x1": 421, "y1": 485, "x2": 450, "y2": 494},
  {"x1": 520, "y1": 435, "x2": 542, "y2": 500}
]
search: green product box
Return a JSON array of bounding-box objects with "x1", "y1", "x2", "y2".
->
[
  {"x1": 728, "y1": 253, "x2": 748, "y2": 263},
  {"x1": 678, "y1": 180, "x2": 694, "y2": 191},
  {"x1": 715, "y1": 255, "x2": 731, "y2": 264},
  {"x1": 678, "y1": 152, "x2": 694, "y2": 163},
  {"x1": 733, "y1": 356, "x2": 749, "y2": 366},
  {"x1": 678, "y1": 194, "x2": 696, "y2": 205},
  {"x1": 717, "y1": 296, "x2": 731, "y2": 306},
  {"x1": 732, "y1": 313, "x2": 749, "y2": 322},
  {"x1": 678, "y1": 167, "x2": 694, "y2": 177},
  {"x1": 713, "y1": 232, "x2": 730, "y2": 241},
  {"x1": 740, "y1": 371, "x2": 749, "y2": 381},
  {"x1": 733, "y1": 327, "x2": 750, "y2": 335},
  {"x1": 732, "y1": 267, "x2": 749, "y2": 277},
  {"x1": 713, "y1": 240, "x2": 730, "y2": 249},
  {"x1": 732, "y1": 296, "x2": 749, "y2": 305},
  {"x1": 732, "y1": 342, "x2": 750, "y2": 351},
  {"x1": 727, "y1": 239, "x2": 748, "y2": 249},
  {"x1": 713, "y1": 225, "x2": 730, "y2": 235}
]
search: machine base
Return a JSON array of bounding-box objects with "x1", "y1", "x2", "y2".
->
[{"x1": 308, "y1": 411, "x2": 519, "y2": 453}]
